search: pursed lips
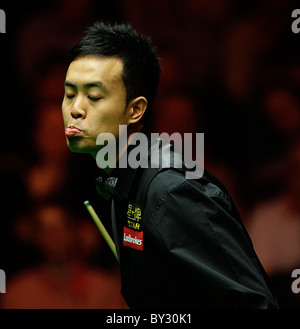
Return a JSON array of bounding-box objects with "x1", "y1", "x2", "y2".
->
[{"x1": 65, "y1": 126, "x2": 84, "y2": 136}]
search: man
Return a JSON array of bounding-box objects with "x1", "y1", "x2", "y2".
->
[{"x1": 62, "y1": 22, "x2": 278, "y2": 308}]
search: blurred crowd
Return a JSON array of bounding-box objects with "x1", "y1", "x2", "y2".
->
[{"x1": 1, "y1": 0, "x2": 300, "y2": 308}]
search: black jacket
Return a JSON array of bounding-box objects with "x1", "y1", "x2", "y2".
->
[{"x1": 95, "y1": 133, "x2": 278, "y2": 309}]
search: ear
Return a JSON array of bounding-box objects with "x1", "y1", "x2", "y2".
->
[{"x1": 127, "y1": 96, "x2": 148, "y2": 125}]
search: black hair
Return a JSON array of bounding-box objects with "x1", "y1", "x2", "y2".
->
[{"x1": 68, "y1": 22, "x2": 161, "y2": 120}]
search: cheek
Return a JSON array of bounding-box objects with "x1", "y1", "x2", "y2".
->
[
  {"x1": 61, "y1": 104, "x2": 70, "y2": 123},
  {"x1": 94, "y1": 99, "x2": 128, "y2": 124},
  {"x1": 61, "y1": 103, "x2": 66, "y2": 117}
]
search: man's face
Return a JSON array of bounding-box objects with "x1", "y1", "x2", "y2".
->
[{"x1": 62, "y1": 55, "x2": 131, "y2": 157}]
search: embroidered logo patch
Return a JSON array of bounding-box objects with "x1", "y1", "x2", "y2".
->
[
  {"x1": 123, "y1": 227, "x2": 143, "y2": 250},
  {"x1": 123, "y1": 202, "x2": 143, "y2": 250},
  {"x1": 126, "y1": 203, "x2": 142, "y2": 230}
]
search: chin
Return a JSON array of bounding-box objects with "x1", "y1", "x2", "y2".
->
[{"x1": 66, "y1": 139, "x2": 92, "y2": 154}]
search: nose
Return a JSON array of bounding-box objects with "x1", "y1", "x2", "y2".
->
[{"x1": 71, "y1": 96, "x2": 86, "y2": 119}]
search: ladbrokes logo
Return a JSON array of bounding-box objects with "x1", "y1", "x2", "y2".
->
[
  {"x1": 0, "y1": 9, "x2": 6, "y2": 33},
  {"x1": 123, "y1": 227, "x2": 143, "y2": 251}
]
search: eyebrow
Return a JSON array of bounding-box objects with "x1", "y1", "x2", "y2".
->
[{"x1": 64, "y1": 81, "x2": 108, "y2": 93}]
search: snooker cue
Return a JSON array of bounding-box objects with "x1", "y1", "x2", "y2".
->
[{"x1": 84, "y1": 200, "x2": 119, "y2": 262}]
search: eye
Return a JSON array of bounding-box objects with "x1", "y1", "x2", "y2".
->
[
  {"x1": 65, "y1": 94, "x2": 75, "y2": 99},
  {"x1": 88, "y1": 96, "x2": 102, "y2": 102}
]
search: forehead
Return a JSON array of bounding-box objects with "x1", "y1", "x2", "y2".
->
[{"x1": 65, "y1": 55, "x2": 124, "y2": 88}]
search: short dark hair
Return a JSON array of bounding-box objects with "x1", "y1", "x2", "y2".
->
[{"x1": 68, "y1": 22, "x2": 161, "y2": 120}]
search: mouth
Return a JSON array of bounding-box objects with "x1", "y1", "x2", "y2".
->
[{"x1": 65, "y1": 126, "x2": 84, "y2": 137}]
